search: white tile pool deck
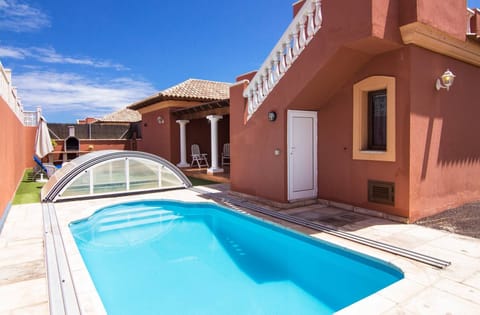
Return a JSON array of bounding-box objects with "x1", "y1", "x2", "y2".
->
[{"x1": 1, "y1": 185, "x2": 480, "y2": 314}]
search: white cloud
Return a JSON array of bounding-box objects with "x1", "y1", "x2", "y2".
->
[
  {"x1": 0, "y1": 46, "x2": 27, "y2": 59},
  {"x1": 0, "y1": 0, "x2": 50, "y2": 32},
  {"x1": 30, "y1": 47, "x2": 128, "y2": 70},
  {"x1": 14, "y1": 71, "x2": 156, "y2": 118},
  {"x1": 0, "y1": 45, "x2": 128, "y2": 70}
]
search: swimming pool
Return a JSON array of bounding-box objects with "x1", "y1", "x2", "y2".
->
[{"x1": 69, "y1": 200, "x2": 403, "y2": 314}]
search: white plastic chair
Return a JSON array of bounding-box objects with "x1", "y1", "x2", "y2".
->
[
  {"x1": 191, "y1": 144, "x2": 209, "y2": 168},
  {"x1": 221, "y1": 143, "x2": 230, "y2": 166}
]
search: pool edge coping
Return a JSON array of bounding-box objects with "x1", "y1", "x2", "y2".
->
[{"x1": 43, "y1": 189, "x2": 450, "y2": 315}]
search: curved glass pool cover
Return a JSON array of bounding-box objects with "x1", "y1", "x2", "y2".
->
[{"x1": 41, "y1": 150, "x2": 192, "y2": 202}]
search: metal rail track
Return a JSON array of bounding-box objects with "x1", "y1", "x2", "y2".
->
[
  {"x1": 190, "y1": 187, "x2": 451, "y2": 269},
  {"x1": 42, "y1": 202, "x2": 81, "y2": 315}
]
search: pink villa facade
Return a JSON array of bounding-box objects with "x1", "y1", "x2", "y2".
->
[
  {"x1": 230, "y1": 0, "x2": 480, "y2": 222},
  {"x1": 2, "y1": 0, "x2": 480, "y2": 227}
]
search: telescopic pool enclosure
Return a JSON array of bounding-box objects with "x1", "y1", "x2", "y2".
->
[{"x1": 41, "y1": 150, "x2": 192, "y2": 202}]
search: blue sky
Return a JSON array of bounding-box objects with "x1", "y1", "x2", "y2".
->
[{"x1": 1, "y1": 0, "x2": 480, "y2": 123}]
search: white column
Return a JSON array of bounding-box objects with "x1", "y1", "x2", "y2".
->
[
  {"x1": 206, "y1": 115, "x2": 223, "y2": 174},
  {"x1": 176, "y1": 120, "x2": 190, "y2": 167}
]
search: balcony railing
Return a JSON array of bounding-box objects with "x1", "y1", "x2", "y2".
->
[
  {"x1": 24, "y1": 110, "x2": 40, "y2": 126},
  {"x1": 0, "y1": 62, "x2": 39, "y2": 126},
  {"x1": 243, "y1": 0, "x2": 323, "y2": 121}
]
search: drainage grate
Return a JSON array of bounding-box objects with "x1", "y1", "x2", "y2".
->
[{"x1": 368, "y1": 180, "x2": 395, "y2": 205}]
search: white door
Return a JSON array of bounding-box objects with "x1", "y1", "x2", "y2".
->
[{"x1": 288, "y1": 110, "x2": 318, "y2": 201}]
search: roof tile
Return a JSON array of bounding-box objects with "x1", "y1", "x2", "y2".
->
[
  {"x1": 101, "y1": 108, "x2": 141, "y2": 122},
  {"x1": 128, "y1": 78, "x2": 231, "y2": 110},
  {"x1": 160, "y1": 78, "x2": 230, "y2": 100}
]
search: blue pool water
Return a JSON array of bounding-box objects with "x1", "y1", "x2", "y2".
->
[{"x1": 69, "y1": 200, "x2": 403, "y2": 315}]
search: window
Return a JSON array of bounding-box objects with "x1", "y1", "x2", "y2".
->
[
  {"x1": 368, "y1": 89, "x2": 387, "y2": 151},
  {"x1": 353, "y1": 76, "x2": 395, "y2": 162}
]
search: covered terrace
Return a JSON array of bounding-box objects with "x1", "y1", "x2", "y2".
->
[{"x1": 128, "y1": 79, "x2": 231, "y2": 179}]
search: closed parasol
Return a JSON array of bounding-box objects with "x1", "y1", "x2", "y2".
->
[{"x1": 34, "y1": 116, "x2": 54, "y2": 158}]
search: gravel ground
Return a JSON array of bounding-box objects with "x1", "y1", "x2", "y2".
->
[{"x1": 416, "y1": 202, "x2": 480, "y2": 239}]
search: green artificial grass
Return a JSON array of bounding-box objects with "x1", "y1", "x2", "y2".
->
[
  {"x1": 13, "y1": 170, "x2": 45, "y2": 205},
  {"x1": 187, "y1": 177, "x2": 218, "y2": 186}
]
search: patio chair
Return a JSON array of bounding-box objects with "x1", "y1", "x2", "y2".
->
[
  {"x1": 33, "y1": 156, "x2": 57, "y2": 180},
  {"x1": 221, "y1": 143, "x2": 230, "y2": 166},
  {"x1": 191, "y1": 144, "x2": 209, "y2": 168}
]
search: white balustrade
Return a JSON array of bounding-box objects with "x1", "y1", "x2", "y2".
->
[
  {"x1": 299, "y1": 17, "x2": 307, "y2": 48},
  {"x1": 0, "y1": 61, "x2": 36, "y2": 125},
  {"x1": 23, "y1": 111, "x2": 40, "y2": 126},
  {"x1": 269, "y1": 60, "x2": 276, "y2": 86},
  {"x1": 279, "y1": 47, "x2": 287, "y2": 74},
  {"x1": 467, "y1": 8, "x2": 475, "y2": 34},
  {"x1": 286, "y1": 36, "x2": 294, "y2": 66},
  {"x1": 243, "y1": 0, "x2": 323, "y2": 120}
]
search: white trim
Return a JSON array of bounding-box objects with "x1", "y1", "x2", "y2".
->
[{"x1": 287, "y1": 110, "x2": 318, "y2": 201}]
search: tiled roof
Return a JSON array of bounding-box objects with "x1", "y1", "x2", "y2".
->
[
  {"x1": 100, "y1": 107, "x2": 141, "y2": 122},
  {"x1": 161, "y1": 79, "x2": 230, "y2": 100},
  {"x1": 129, "y1": 78, "x2": 231, "y2": 110}
]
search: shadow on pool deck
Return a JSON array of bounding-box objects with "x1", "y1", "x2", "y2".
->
[
  {"x1": 196, "y1": 184, "x2": 399, "y2": 232},
  {"x1": 197, "y1": 184, "x2": 480, "y2": 240}
]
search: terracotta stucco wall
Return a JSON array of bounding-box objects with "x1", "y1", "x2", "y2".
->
[
  {"x1": 400, "y1": 0, "x2": 468, "y2": 41},
  {"x1": 185, "y1": 116, "x2": 229, "y2": 166},
  {"x1": 137, "y1": 108, "x2": 174, "y2": 160},
  {"x1": 229, "y1": 0, "x2": 406, "y2": 205},
  {"x1": 230, "y1": 81, "x2": 288, "y2": 201},
  {"x1": 409, "y1": 46, "x2": 480, "y2": 221},
  {"x1": 315, "y1": 49, "x2": 411, "y2": 218},
  {"x1": 231, "y1": 48, "x2": 412, "y2": 217},
  {"x1": 185, "y1": 119, "x2": 210, "y2": 164},
  {"x1": 138, "y1": 107, "x2": 230, "y2": 166},
  {"x1": 0, "y1": 98, "x2": 36, "y2": 222},
  {"x1": 231, "y1": 0, "x2": 479, "y2": 220}
]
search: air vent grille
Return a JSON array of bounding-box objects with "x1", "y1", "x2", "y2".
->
[{"x1": 368, "y1": 180, "x2": 395, "y2": 205}]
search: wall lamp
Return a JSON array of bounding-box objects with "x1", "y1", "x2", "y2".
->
[
  {"x1": 436, "y1": 69, "x2": 455, "y2": 91},
  {"x1": 268, "y1": 111, "x2": 277, "y2": 122}
]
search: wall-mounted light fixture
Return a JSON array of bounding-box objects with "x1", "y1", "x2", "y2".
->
[
  {"x1": 436, "y1": 69, "x2": 455, "y2": 91},
  {"x1": 268, "y1": 111, "x2": 277, "y2": 122},
  {"x1": 157, "y1": 116, "x2": 165, "y2": 124}
]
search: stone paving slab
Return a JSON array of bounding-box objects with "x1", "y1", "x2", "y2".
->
[
  {"x1": 1, "y1": 188, "x2": 480, "y2": 314},
  {"x1": 0, "y1": 273, "x2": 47, "y2": 314},
  {"x1": 0, "y1": 260, "x2": 45, "y2": 286},
  {"x1": 0, "y1": 203, "x2": 48, "y2": 314}
]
